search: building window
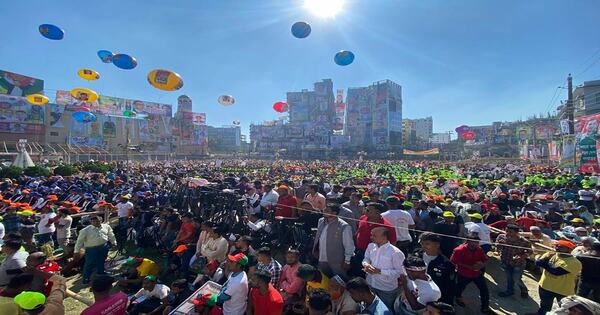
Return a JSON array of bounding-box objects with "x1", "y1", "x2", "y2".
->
[{"x1": 50, "y1": 132, "x2": 59, "y2": 136}]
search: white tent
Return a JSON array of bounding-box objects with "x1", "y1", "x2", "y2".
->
[{"x1": 12, "y1": 150, "x2": 35, "y2": 168}]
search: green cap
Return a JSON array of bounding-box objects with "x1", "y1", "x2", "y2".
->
[
  {"x1": 14, "y1": 291, "x2": 46, "y2": 310},
  {"x1": 144, "y1": 275, "x2": 157, "y2": 282}
]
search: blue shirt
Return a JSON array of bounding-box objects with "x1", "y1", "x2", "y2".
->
[{"x1": 357, "y1": 296, "x2": 393, "y2": 315}]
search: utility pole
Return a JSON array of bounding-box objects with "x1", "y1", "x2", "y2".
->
[{"x1": 566, "y1": 73, "x2": 575, "y2": 168}]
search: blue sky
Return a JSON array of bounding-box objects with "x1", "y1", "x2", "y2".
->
[{"x1": 1, "y1": 0, "x2": 599, "y2": 136}]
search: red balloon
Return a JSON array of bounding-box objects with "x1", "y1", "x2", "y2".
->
[
  {"x1": 273, "y1": 101, "x2": 289, "y2": 113},
  {"x1": 462, "y1": 131, "x2": 476, "y2": 140}
]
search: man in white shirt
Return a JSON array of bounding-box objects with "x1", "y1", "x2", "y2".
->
[
  {"x1": 217, "y1": 252, "x2": 249, "y2": 315},
  {"x1": 362, "y1": 227, "x2": 406, "y2": 311},
  {"x1": 244, "y1": 187, "x2": 261, "y2": 215},
  {"x1": 116, "y1": 195, "x2": 134, "y2": 224},
  {"x1": 382, "y1": 196, "x2": 415, "y2": 255},
  {"x1": 395, "y1": 255, "x2": 441, "y2": 314},
  {"x1": 37, "y1": 206, "x2": 57, "y2": 246},
  {"x1": 55, "y1": 208, "x2": 73, "y2": 254},
  {"x1": 465, "y1": 213, "x2": 492, "y2": 253},
  {"x1": 259, "y1": 183, "x2": 279, "y2": 211},
  {"x1": 129, "y1": 275, "x2": 170, "y2": 315}
]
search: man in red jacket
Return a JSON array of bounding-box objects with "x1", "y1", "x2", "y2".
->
[
  {"x1": 356, "y1": 202, "x2": 397, "y2": 251},
  {"x1": 276, "y1": 186, "x2": 297, "y2": 218}
]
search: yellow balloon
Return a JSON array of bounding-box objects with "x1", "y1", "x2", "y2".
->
[
  {"x1": 70, "y1": 88, "x2": 99, "y2": 102},
  {"x1": 147, "y1": 69, "x2": 184, "y2": 91},
  {"x1": 77, "y1": 68, "x2": 100, "y2": 81},
  {"x1": 26, "y1": 94, "x2": 49, "y2": 105}
]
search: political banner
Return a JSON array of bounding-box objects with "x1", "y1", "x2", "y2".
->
[
  {"x1": 575, "y1": 113, "x2": 600, "y2": 142},
  {"x1": 516, "y1": 126, "x2": 532, "y2": 141},
  {"x1": 560, "y1": 135, "x2": 575, "y2": 168},
  {"x1": 191, "y1": 113, "x2": 206, "y2": 126},
  {"x1": 0, "y1": 94, "x2": 45, "y2": 134},
  {"x1": 560, "y1": 119, "x2": 570, "y2": 135},
  {"x1": 403, "y1": 148, "x2": 440, "y2": 155},
  {"x1": 49, "y1": 103, "x2": 65, "y2": 128},
  {"x1": 69, "y1": 117, "x2": 104, "y2": 147},
  {"x1": 548, "y1": 141, "x2": 560, "y2": 161},
  {"x1": 56, "y1": 90, "x2": 172, "y2": 117},
  {"x1": 0, "y1": 70, "x2": 44, "y2": 96},
  {"x1": 579, "y1": 136, "x2": 599, "y2": 173},
  {"x1": 535, "y1": 124, "x2": 557, "y2": 140}
]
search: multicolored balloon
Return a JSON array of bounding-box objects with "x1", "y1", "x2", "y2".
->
[
  {"x1": 233, "y1": 120, "x2": 241, "y2": 125},
  {"x1": 77, "y1": 69, "x2": 100, "y2": 81},
  {"x1": 147, "y1": 69, "x2": 184, "y2": 91},
  {"x1": 273, "y1": 101, "x2": 289, "y2": 113},
  {"x1": 291, "y1": 22, "x2": 311, "y2": 39},
  {"x1": 334, "y1": 50, "x2": 355, "y2": 66},
  {"x1": 72, "y1": 111, "x2": 96, "y2": 123},
  {"x1": 97, "y1": 50, "x2": 113, "y2": 63},
  {"x1": 112, "y1": 54, "x2": 137, "y2": 70},
  {"x1": 462, "y1": 131, "x2": 476, "y2": 140},
  {"x1": 70, "y1": 88, "x2": 99, "y2": 102},
  {"x1": 218, "y1": 95, "x2": 235, "y2": 106},
  {"x1": 26, "y1": 94, "x2": 49, "y2": 105},
  {"x1": 39, "y1": 24, "x2": 64, "y2": 40}
]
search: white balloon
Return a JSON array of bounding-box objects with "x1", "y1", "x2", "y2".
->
[{"x1": 218, "y1": 95, "x2": 235, "y2": 106}]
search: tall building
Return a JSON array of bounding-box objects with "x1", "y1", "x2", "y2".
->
[
  {"x1": 574, "y1": 80, "x2": 600, "y2": 117},
  {"x1": 430, "y1": 132, "x2": 451, "y2": 145},
  {"x1": 207, "y1": 126, "x2": 241, "y2": 152},
  {"x1": 410, "y1": 117, "x2": 433, "y2": 142},
  {"x1": 345, "y1": 80, "x2": 402, "y2": 151}
]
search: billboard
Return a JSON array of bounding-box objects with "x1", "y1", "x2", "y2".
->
[
  {"x1": 56, "y1": 90, "x2": 172, "y2": 117},
  {"x1": 516, "y1": 126, "x2": 532, "y2": 142},
  {"x1": 69, "y1": 116, "x2": 104, "y2": 147},
  {"x1": 0, "y1": 70, "x2": 44, "y2": 97},
  {"x1": 191, "y1": 113, "x2": 206, "y2": 126},
  {"x1": 535, "y1": 124, "x2": 557, "y2": 140},
  {"x1": 0, "y1": 94, "x2": 45, "y2": 134},
  {"x1": 49, "y1": 103, "x2": 65, "y2": 128}
]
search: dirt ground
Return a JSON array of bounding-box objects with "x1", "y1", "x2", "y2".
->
[{"x1": 63, "y1": 250, "x2": 549, "y2": 315}]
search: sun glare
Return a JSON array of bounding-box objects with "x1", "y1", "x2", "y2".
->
[{"x1": 304, "y1": 0, "x2": 344, "y2": 18}]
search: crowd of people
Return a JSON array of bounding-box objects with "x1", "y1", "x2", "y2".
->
[{"x1": 0, "y1": 160, "x2": 600, "y2": 315}]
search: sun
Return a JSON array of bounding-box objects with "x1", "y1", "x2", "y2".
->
[{"x1": 304, "y1": 0, "x2": 344, "y2": 18}]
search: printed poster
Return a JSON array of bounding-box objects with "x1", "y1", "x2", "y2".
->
[
  {"x1": 49, "y1": 103, "x2": 65, "y2": 128},
  {"x1": 0, "y1": 70, "x2": 44, "y2": 97},
  {"x1": 579, "y1": 137, "x2": 599, "y2": 173}
]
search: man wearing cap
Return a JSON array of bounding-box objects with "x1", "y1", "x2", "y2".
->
[
  {"x1": 248, "y1": 269, "x2": 284, "y2": 315},
  {"x1": 495, "y1": 224, "x2": 532, "y2": 298},
  {"x1": 328, "y1": 274, "x2": 357, "y2": 315},
  {"x1": 117, "y1": 256, "x2": 160, "y2": 293},
  {"x1": 13, "y1": 291, "x2": 46, "y2": 314},
  {"x1": 313, "y1": 203, "x2": 355, "y2": 280},
  {"x1": 382, "y1": 196, "x2": 415, "y2": 255},
  {"x1": 433, "y1": 211, "x2": 461, "y2": 258},
  {"x1": 464, "y1": 213, "x2": 492, "y2": 253},
  {"x1": 36, "y1": 205, "x2": 57, "y2": 246},
  {"x1": 217, "y1": 252, "x2": 249, "y2": 315},
  {"x1": 1, "y1": 205, "x2": 20, "y2": 234},
  {"x1": 55, "y1": 207, "x2": 73, "y2": 255},
  {"x1": 129, "y1": 275, "x2": 171, "y2": 315},
  {"x1": 532, "y1": 240, "x2": 582, "y2": 315},
  {"x1": 116, "y1": 195, "x2": 134, "y2": 226},
  {"x1": 74, "y1": 215, "x2": 117, "y2": 284},
  {"x1": 193, "y1": 293, "x2": 223, "y2": 315}
]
